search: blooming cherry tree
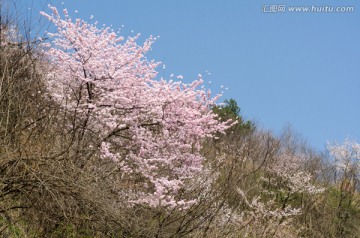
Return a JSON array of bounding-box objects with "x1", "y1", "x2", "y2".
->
[
  {"x1": 328, "y1": 139, "x2": 360, "y2": 174},
  {"x1": 40, "y1": 6, "x2": 232, "y2": 208},
  {"x1": 328, "y1": 139, "x2": 360, "y2": 192},
  {"x1": 266, "y1": 152, "x2": 324, "y2": 195}
]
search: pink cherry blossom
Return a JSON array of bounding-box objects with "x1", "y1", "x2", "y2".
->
[{"x1": 40, "y1": 5, "x2": 234, "y2": 208}]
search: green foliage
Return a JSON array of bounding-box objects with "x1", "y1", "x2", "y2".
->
[
  {"x1": 51, "y1": 223, "x2": 77, "y2": 238},
  {"x1": 213, "y1": 98, "x2": 255, "y2": 134}
]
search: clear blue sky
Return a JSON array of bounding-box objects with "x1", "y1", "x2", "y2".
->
[{"x1": 17, "y1": 0, "x2": 360, "y2": 151}]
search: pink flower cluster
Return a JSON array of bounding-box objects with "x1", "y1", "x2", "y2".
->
[{"x1": 41, "y1": 6, "x2": 233, "y2": 208}]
